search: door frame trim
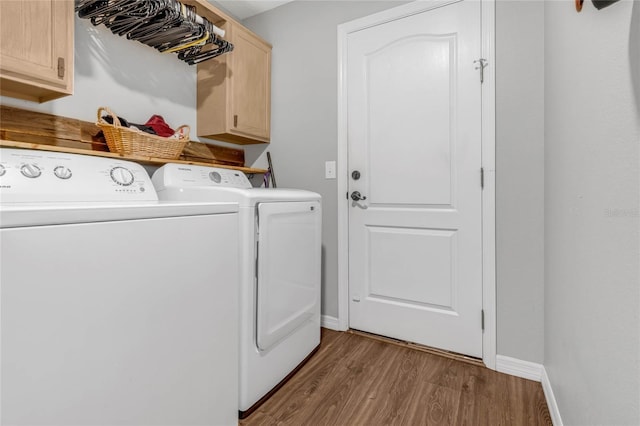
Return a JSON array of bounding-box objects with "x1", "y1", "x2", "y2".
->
[{"x1": 336, "y1": 0, "x2": 497, "y2": 370}]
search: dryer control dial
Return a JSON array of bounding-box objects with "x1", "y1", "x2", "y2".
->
[
  {"x1": 110, "y1": 166, "x2": 135, "y2": 186},
  {"x1": 0, "y1": 164, "x2": 5, "y2": 177},
  {"x1": 209, "y1": 171, "x2": 222, "y2": 183},
  {"x1": 54, "y1": 166, "x2": 72, "y2": 180},
  {"x1": 20, "y1": 163, "x2": 42, "y2": 178}
]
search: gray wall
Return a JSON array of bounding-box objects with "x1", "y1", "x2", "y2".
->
[
  {"x1": 495, "y1": 0, "x2": 545, "y2": 363},
  {"x1": 243, "y1": 1, "x2": 411, "y2": 319},
  {"x1": 544, "y1": 1, "x2": 640, "y2": 424}
]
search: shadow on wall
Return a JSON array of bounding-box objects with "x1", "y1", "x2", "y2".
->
[
  {"x1": 244, "y1": 143, "x2": 270, "y2": 168},
  {"x1": 631, "y1": 0, "x2": 640, "y2": 118},
  {"x1": 74, "y1": 18, "x2": 195, "y2": 109}
]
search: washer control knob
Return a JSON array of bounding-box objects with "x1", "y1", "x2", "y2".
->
[
  {"x1": 0, "y1": 164, "x2": 5, "y2": 177},
  {"x1": 110, "y1": 166, "x2": 135, "y2": 186},
  {"x1": 54, "y1": 166, "x2": 72, "y2": 180},
  {"x1": 20, "y1": 163, "x2": 42, "y2": 178},
  {"x1": 209, "y1": 171, "x2": 222, "y2": 183}
]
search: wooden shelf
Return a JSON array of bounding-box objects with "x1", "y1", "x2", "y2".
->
[
  {"x1": 0, "y1": 139, "x2": 267, "y2": 175},
  {"x1": 0, "y1": 106, "x2": 268, "y2": 175}
]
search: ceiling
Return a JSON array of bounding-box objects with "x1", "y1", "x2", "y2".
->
[{"x1": 211, "y1": 0, "x2": 294, "y2": 20}]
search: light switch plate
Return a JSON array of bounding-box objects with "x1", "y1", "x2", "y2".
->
[{"x1": 325, "y1": 161, "x2": 336, "y2": 179}]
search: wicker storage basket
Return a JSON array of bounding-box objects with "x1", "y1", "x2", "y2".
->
[{"x1": 97, "y1": 107, "x2": 189, "y2": 159}]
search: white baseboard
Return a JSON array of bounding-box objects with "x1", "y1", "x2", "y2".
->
[
  {"x1": 541, "y1": 367, "x2": 563, "y2": 426},
  {"x1": 496, "y1": 355, "x2": 543, "y2": 382},
  {"x1": 321, "y1": 315, "x2": 341, "y2": 330}
]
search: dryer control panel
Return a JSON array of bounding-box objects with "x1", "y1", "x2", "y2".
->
[
  {"x1": 0, "y1": 148, "x2": 157, "y2": 203},
  {"x1": 152, "y1": 163, "x2": 252, "y2": 191}
]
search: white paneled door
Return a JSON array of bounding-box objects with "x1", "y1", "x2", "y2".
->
[{"x1": 347, "y1": 0, "x2": 483, "y2": 358}]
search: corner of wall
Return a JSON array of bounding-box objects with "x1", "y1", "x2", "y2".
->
[{"x1": 541, "y1": 367, "x2": 564, "y2": 426}]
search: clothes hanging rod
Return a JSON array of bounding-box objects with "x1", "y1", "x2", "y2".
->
[{"x1": 186, "y1": 4, "x2": 225, "y2": 38}]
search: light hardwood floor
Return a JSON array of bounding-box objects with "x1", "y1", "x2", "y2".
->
[{"x1": 241, "y1": 329, "x2": 552, "y2": 425}]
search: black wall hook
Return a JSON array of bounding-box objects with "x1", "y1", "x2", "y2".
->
[
  {"x1": 592, "y1": 0, "x2": 621, "y2": 10},
  {"x1": 577, "y1": 0, "x2": 621, "y2": 12}
]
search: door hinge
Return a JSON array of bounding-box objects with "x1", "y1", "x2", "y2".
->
[
  {"x1": 57, "y1": 57, "x2": 65, "y2": 79},
  {"x1": 474, "y1": 58, "x2": 488, "y2": 84},
  {"x1": 481, "y1": 309, "x2": 485, "y2": 331},
  {"x1": 481, "y1": 167, "x2": 484, "y2": 189}
]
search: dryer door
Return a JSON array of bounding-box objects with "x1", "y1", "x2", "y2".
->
[{"x1": 256, "y1": 200, "x2": 321, "y2": 352}]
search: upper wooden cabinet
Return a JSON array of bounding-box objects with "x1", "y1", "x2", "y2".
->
[
  {"x1": 0, "y1": 0, "x2": 74, "y2": 102},
  {"x1": 197, "y1": 22, "x2": 272, "y2": 145}
]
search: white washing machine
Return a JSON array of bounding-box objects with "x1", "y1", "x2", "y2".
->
[
  {"x1": 152, "y1": 163, "x2": 322, "y2": 417},
  {"x1": 0, "y1": 148, "x2": 239, "y2": 426}
]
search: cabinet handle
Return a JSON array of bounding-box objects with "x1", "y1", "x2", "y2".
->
[
  {"x1": 233, "y1": 114, "x2": 238, "y2": 127},
  {"x1": 57, "y1": 57, "x2": 65, "y2": 78}
]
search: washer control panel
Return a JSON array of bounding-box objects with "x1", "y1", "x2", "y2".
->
[
  {"x1": 152, "y1": 163, "x2": 252, "y2": 191},
  {"x1": 0, "y1": 148, "x2": 157, "y2": 203}
]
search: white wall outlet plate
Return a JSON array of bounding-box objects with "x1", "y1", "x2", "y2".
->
[{"x1": 325, "y1": 161, "x2": 336, "y2": 179}]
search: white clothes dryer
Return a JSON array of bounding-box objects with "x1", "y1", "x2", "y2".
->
[
  {"x1": 152, "y1": 163, "x2": 322, "y2": 418},
  {"x1": 0, "y1": 148, "x2": 239, "y2": 426}
]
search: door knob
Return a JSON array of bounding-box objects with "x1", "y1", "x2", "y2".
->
[{"x1": 350, "y1": 191, "x2": 367, "y2": 202}]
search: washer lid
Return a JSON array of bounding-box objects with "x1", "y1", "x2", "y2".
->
[{"x1": 0, "y1": 201, "x2": 238, "y2": 228}]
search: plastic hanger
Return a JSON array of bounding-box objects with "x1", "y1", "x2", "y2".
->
[{"x1": 76, "y1": 0, "x2": 234, "y2": 65}]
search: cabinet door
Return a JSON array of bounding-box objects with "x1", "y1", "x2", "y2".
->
[
  {"x1": 229, "y1": 24, "x2": 271, "y2": 141},
  {"x1": 0, "y1": 0, "x2": 73, "y2": 101}
]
